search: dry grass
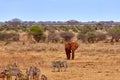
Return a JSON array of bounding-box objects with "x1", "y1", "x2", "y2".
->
[{"x1": 0, "y1": 42, "x2": 120, "y2": 80}]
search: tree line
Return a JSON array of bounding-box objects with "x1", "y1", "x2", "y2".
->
[{"x1": 0, "y1": 18, "x2": 120, "y2": 44}]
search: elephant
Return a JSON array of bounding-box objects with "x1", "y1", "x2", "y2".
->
[{"x1": 65, "y1": 42, "x2": 79, "y2": 60}]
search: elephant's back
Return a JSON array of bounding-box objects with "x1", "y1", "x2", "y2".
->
[
  {"x1": 70, "y1": 42, "x2": 79, "y2": 50},
  {"x1": 65, "y1": 42, "x2": 79, "y2": 50}
]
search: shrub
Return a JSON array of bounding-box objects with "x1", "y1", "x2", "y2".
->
[
  {"x1": 72, "y1": 27, "x2": 79, "y2": 32},
  {"x1": 77, "y1": 26, "x2": 96, "y2": 43},
  {"x1": 77, "y1": 30, "x2": 97, "y2": 43},
  {"x1": 95, "y1": 32, "x2": 106, "y2": 41},
  {"x1": 87, "y1": 32, "x2": 96, "y2": 38},
  {"x1": 29, "y1": 26, "x2": 45, "y2": 42},
  {"x1": 108, "y1": 27, "x2": 120, "y2": 36},
  {"x1": 48, "y1": 31, "x2": 60, "y2": 43},
  {"x1": 108, "y1": 26, "x2": 120, "y2": 42},
  {"x1": 1, "y1": 25, "x2": 11, "y2": 30},
  {"x1": 60, "y1": 32, "x2": 75, "y2": 42},
  {"x1": 0, "y1": 26, "x2": 4, "y2": 31},
  {"x1": 80, "y1": 26, "x2": 95, "y2": 34},
  {"x1": 59, "y1": 26, "x2": 69, "y2": 31},
  {"x1": 86, "y1": 32, "x2": 96, "y2": 43},
  {"x1": 12, "y1": 33, "x2": 19, "y2": 41},
  {"x1": 77, "y1": 33, "x2": 87, "y2": 42},
  {"x1": 0, "y1": 32, "x2": 19, "y2": 41}
]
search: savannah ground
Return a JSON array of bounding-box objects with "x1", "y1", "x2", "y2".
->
[{"x1": 0, "y1": 42, "x2": 120, "y2": 80}]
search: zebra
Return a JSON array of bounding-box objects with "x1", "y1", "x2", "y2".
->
[
  {"x1": 4, "y1": 63, "x2": 21, "y2": 80},
  {"x1": 0, "y1": 70, "x2": 6, "y2": 80},
  {"x1": 52, "y1": 61, "x2": 67, "y2": 72},
  {"x1": 27, "y1": 66, "x2": 40, "y2": 80},
  {"x1": 41, "y1": 74, "x2": 47, "y2": 80}
]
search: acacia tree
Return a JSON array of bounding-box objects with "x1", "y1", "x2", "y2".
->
[{"x1": 7, "y1": 18, "x2": 22, "y2": 28}]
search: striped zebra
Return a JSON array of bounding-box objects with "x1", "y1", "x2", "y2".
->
[
  {"x1": 27, "y1": 66, "x2": 40, "y2": 80},
  {"x1": 52, "y1": 61, "x2": 67, "y2": 72}
]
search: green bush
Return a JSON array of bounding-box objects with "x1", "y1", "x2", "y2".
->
[
  {"x1": 72, "y1": 27, "x2": 79, "y2": 32},
  {"x1": 77, "y1": 33, "x2": 87, "y2": 42},
  {"x1": 108, "y1": 27, "x2": 120, "y2": 36},
  {"x1": 87, "y1": 32, "x2": 96, "y2": 43},
  {"x1": 80, "y1": 26, "x2": 95, "y2": 34},
  {"x1": 87, "y1": 32, "x2": 96, "y2": 38},
  {"x1": 29, "y1": 26, "x2": 45, "y2": 42},
  {"x1": 108, "y1": 26, "x2": 120, "y2": 42},
  {"x1": 77, "y1": 26, "x2": 97, "y2": 43},
  {"x1": 2, "y1": 25, "x2": 11, "y2": 30},
  {"x1": 0, "y1": 32, "x2": 19, "y2": 41}
]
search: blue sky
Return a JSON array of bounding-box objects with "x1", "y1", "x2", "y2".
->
[{"x1": 0, "y1": 0, "x2": 120, "y2": 21}]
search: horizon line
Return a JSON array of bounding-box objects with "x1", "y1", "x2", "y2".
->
[{"x1": 0, "y1": 19, "x2": 120, "y2": 22}]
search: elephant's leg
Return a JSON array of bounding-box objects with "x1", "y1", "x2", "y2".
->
[
  {"x1": 66, "y1": 52, "x2": 70, "y2": 60},
  {"x1": 68, "y1": 52, "x2": 71, "y2": 60},
  {"x1": 65, "y1": 49, "x2": 71, "y2": 60},
  {"x1": 72, "y1": 50, "x2": 75, "y2": 60},
  {"x1": 65, "y1": 49, "x2": 68, "y2": 59},
  {"x1": 2, "y1": 78, "x2": 4, "y2": 80}
]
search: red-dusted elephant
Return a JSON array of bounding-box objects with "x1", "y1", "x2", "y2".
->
[{"x1": 65, "y1": 42, "x2": 79, "y2": 60}]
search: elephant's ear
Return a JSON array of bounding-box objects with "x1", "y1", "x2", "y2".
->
[
  {"x1": 71, "y1": 42, "x2": 79, "y2": 50},
  {"x1": 65, "y1": 43, "x2": 71, "y2": 49}
]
